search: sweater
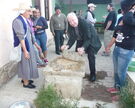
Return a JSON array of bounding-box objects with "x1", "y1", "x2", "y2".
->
[{"x1": 50, "y1": 13, "x2": 68, "y2": 34}]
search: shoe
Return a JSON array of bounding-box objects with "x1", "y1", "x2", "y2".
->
[
  {"x1": 37, "y1": 62, "x2": 46, "y2": 68},
  {"x1": 89, "y1": 75, "x2": 96, "y2": 82},
  {"x1": 23, "y1": 83, "x2": 36, "y2": 89},
  {"x1": 21, "y1": 80, "x2": 34, "y2": 84},
  {"x1": 56, "y1": 52, "x2": 60, "y2": 55},
  {"x1": 107, "y1": 88, "x2": 119, "y2": 94},
  {"x1": 44, "y1": 59, "x2": 48, "y2": 63}
]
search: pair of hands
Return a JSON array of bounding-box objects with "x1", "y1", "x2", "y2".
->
[
  {"x1": 61, "y1": 45, "x2": 85, "y2": 56},
  {"x1": 34, "y1": 25, "x2": 42, "y2": 31}
]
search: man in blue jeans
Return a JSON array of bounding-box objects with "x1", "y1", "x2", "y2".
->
[{"x1": 105, "y1": 0, "x2": 135, "y2": 97}]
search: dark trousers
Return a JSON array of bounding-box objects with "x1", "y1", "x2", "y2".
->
[
  {"x1": 76, "y1": 40, "x2": 96, "y2": 76},
  {"x1": 87, "y1": 47, "x2": 96, "y2": 76},
  {"x1": 54, "y1": 30, "x2": 64, "y2": 53}
]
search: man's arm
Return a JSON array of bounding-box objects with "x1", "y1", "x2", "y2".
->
[
  {"x1": 50, "y1": 16, "x2": 55, "y2": 35},
  {"x1": 67, "y1": 27, "x2": 77, "y2": 49},
  {"x1": 64, "y1": 14, "x2": 68, "y2": 33},
  {"x1": 105, "y1": 20, "x2": 112, "y2": 30},
  {"x1": 87, "y1": 12, "x2": 96, "y2": 24}
]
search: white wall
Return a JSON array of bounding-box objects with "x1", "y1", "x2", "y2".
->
[{"x1": 0, "y1": 0, "x2": 31, "y2": 68}]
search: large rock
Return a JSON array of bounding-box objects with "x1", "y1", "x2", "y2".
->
[{"x1": 43, "y1": 51, "x2": 85, "y2": 99}]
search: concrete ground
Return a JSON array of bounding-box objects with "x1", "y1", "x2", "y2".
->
[{"x1": 0, "y1": 36, "x2": 119, "y2": 108}]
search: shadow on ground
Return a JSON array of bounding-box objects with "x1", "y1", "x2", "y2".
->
[{"x1": 81, "y1": 71, "x2": 113, "y2": 102}]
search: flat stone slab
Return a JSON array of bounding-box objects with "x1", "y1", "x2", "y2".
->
[
  {"x1": 45, "y1": 75, "x2": 82, "y2": 99},
  {"x1": 43, "y1": 51, "x2": 85, "y2": 99},
  {"x1": 43, "y1": 57, "x2": 85, "y2": 77}
]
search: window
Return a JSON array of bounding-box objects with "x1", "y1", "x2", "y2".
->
[{"x1": 87, "y1": 0, "x2": 112, "y2": 4}]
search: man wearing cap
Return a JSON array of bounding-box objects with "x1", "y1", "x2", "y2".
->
[
  {"x1": 12, "y1": 2, "x2": 39, "y2": 89},
  {"x1": 86, "y1": 3, "x2": 96, "y2": 26},
  {"x1": 50, "y1": 6, "x2": 68, "y2": 55}
]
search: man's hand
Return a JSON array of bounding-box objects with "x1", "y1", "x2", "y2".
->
[
  {"x1": 105, "y1": 46, "x2": 111, "y2": 54},
  {"x1": 61, "y1": 45, "x2": 69, "y2": 51},
  {"x1": 65, "y1": 31, "x2": 67, "y2": 34},
  {"x1": 77, "y1": 47, "x2": 85, "y2": 56},
  {"x1": 35, "y1": 25, "x2": 42, "y2": 29},
  {"x1": 52, "y1": 32, "x2": 55, "y2": 36},
  {"x1": 24, "y1": 51, "x2": 30, "y2": 59}
]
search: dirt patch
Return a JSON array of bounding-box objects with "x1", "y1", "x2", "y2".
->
[
  {"x1": 82, "y1": 79, "x2": 112, "y2": 102},
  {"x1": 85, "y1": 71, "x2": 108, "y2": 80},
  {"x1": 96, "y1": 71, "x2": 108, "y2": 80},
  {"x1": 49, "y1": 57, "x2": 83, "y2": 71},
  {"x1": 82, "y1": 71, "x2": 113, "y2": 102}
]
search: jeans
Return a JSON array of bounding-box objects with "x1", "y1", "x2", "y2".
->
[
  {"x1": 113, "y1": 46, "x2": 134, "y2": 88},
  {"x1": 54, "y1": 30, "x2": 64, "y2": 53},
  {"x1": 35, "y1": 32, "x2": 47, "y2": 52},
  {"x1": 33, "y1": 46, "x2": 44, "y2": 64}
]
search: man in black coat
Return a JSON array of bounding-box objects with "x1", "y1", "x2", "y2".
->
[{"x1": 61, "y1": 12, "x2": 101, "y2": 82}]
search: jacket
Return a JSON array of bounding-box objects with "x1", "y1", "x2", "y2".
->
[{"x1": 67, "y1": 18, "x2": 101, "y2": 54}]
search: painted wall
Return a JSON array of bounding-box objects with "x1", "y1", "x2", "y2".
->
[
  {"x1": 0, "y1": 0, "x2": 31, "y2": 68},
  {"x1": 62, "y1": 4, "x2": 120, "y2": 22}
]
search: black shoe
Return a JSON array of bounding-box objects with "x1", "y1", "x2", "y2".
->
[
  {"x1": 21, "y1": 80, "x2": 34, "y2": 84},
  {"x1": 89, "y1": 75, "x2": 96, "y2": 82},
  {"x1": 56, "y1": 52, "x2": 60, "y2": 55},
  {"x1": 23, "y1": 83, "x2": 36, "y2": 89}
]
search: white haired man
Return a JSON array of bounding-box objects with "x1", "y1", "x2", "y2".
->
[{"x1": 61, "y1": 12, "x2": 101, "y2": 82}]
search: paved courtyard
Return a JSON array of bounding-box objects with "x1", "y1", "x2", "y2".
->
[{"x1": 0, "y1": 37, "x2": 119, "y2": 108}]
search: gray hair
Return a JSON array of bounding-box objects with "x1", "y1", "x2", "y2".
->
[{"x1": 67, "y1": 12, "x2": 78, "y2": 21}]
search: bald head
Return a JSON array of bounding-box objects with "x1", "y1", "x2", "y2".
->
[{"x1": 67, "y1": 12, "x2": 78, "y2": 27}]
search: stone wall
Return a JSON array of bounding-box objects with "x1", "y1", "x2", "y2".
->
[{"x1": 0, "y1": 61, "x2": 18, "y2": 87}]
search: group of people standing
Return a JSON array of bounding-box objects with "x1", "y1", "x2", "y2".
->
[{"x1": 12, "y1": 0, "x2": 135, "y2": 94}]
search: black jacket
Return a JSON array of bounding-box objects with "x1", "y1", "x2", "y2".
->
[{"x1": 67, "y1": 18, "x2": 101, "y2": 54}]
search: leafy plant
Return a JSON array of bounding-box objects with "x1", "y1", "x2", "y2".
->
[
  {"x1": 34, "y1": 85, "x2": 78, "y2": 108},
  {"x1": 119, "y1": 83, "x2": 135, "y2": 108}
]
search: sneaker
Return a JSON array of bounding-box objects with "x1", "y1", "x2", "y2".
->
[
  {"x1": 44, "y1": 59, "x2": 48, "y2": 63},
  {"x1": 107, "y1": 88, "x2": 119, "y2": 94},
  {"x1": 37, "y1": 63, "x2": 46, "y2": 68},
  {"x1": 112, "y1": 95, "x2": 119, "y2": 101}
]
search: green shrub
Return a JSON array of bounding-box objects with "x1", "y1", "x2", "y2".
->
[
  {"x1": 119, "y1": 83, "x2": 135, "y2": 108},
  {"x1": 34, "y1": 85, "x2": 78, "y2": 108}
]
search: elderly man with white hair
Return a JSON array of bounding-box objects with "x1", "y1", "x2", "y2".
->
[
  {"x1": 61, "y1": 12, "x2": 101, "y2": 82},
  {"x1": 12, "y1": 2, "x2": 39, "y2": 88}
]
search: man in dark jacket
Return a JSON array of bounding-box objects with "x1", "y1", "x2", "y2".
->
[{"x1": 61, "y1": 12, "x2": 101, "y2": 82}]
